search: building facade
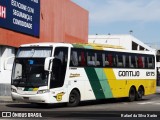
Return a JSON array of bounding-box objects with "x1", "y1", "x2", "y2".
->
[
  {"x1": 89, "y1": 34, "x2": 155, "y2": 51},
  {"x1": 0, "y1": 0, "x2": 88, "y2": 95}
]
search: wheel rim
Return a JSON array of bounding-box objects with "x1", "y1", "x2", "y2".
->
[
  {"x1": 69, "y1": 93, "x2": 77, "y2": 103},
  {"x1": 68, "y1": 90, "x2": 80, "y2": 106}
]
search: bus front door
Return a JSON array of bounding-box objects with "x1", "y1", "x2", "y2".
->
[{"x1": 50, "y1": 47, "x2": 68, "y2": 102}]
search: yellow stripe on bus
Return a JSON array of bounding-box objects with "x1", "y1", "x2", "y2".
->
[
  {"x1": 33, "y1": 88, "x2": 39, "y2": 91},
  {"x1": 103, "y1": 68, "x2": 156, "y2": 98}
]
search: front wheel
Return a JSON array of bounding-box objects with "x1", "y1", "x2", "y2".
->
[{"x1": 67, "y1": 90, "x2": 80, "y2": 107}]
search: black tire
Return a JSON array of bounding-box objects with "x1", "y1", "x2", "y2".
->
[
  {"x1": 67, "y1": 90, "x2": 80, "y2": 107},
  {"x1": 135, "y1": 87, "x2": 144, "y2": 101},
  {"x1": 128, "y1": 87, "x2": 136, "y2": 102}
]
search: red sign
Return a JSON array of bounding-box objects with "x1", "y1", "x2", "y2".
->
[{"x1": 0, "y1": 5, "x2": 6, "y2": 19}]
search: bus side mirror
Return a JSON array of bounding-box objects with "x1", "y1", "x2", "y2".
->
[{"x1": 44, "y1": 57, "x2": 54, "y2": 71}]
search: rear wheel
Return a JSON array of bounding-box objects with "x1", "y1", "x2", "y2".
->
[
  {"x1": 128, "y1": 87, "x2": 136, "y2": 102},
  {"x1": 136, "y1": 87, "x2": 144, "y2": 101},
  {"x1": 67, "y1": 90, "x2": 80, "y2": 107}
]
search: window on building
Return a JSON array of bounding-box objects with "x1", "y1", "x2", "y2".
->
[
  {"x1": 132, "y1": 41, "x2": 138, "y2": 50},
  {"x1": 140, "y1": 46, "x2": 145, "y2": 50}
]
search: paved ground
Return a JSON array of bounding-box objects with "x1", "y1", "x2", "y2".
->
[
  {"x1": 0, "y1": 94, "x2": 160, "y2": 119},
  {"x1": 0, "y1": 87, "x2": 159, "y2": 119}
]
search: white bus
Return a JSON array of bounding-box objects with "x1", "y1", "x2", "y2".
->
[{"x1": 11, "y1": 43, "x2": 156, "y2": 106}]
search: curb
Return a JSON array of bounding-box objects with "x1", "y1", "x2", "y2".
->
[{"x1": 0, "y1": 99, "x2": 21, "y2": 103}]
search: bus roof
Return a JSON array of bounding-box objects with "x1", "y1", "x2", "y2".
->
[
  {"x1": 20, "y1": 42, "x2": 155, "y2": 55},
  {"x1": 72, "y1": 43, "x2": 155, "y2": 55}
]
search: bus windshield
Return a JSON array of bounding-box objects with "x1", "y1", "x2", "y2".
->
[
  {"x1": 11, "y1": 47, "x2": 52, "y2": 87},
  {"x1": 12, "y1": 58, "x2": 48, "y2": 87}
]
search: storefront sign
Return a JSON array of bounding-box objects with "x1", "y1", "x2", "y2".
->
[{"x1": 0, "y1": 0, "x2": 40, "y2": 37}]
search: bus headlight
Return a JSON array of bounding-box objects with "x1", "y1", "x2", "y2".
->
[
  {"x1": 11, "y1": 88, "x2": 17, "y2": 93},
  {"x1": 37, "y1": 89, "x2": 50, "y2": 94}
]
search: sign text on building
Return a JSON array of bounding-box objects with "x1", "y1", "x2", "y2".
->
[{"x1": 0, "y1": 0, "x2": 40, "y2": 37}]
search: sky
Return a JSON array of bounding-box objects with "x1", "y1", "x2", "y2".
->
[{"x1": 72, "y1": 0, "x2": 160, "y2": 49}]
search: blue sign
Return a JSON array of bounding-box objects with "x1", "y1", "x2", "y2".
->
[{"x1": 0, "y1": 0, "x2": 40, "y2": 37}]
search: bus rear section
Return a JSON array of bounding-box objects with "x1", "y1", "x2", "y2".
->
[{"x1": 68, "y1": 45, "x2": 156, "y2": 103}]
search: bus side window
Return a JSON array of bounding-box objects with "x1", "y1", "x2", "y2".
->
[
  {"x1": 129, "y1": 56, "x2": 134, "y2": 68},
  {"x1": 95, "y1": 52, "x2": 101, "y2": 67},
  {"x1": 142, "y1": 56, "x2": 145, "y2": 68},
  {"x1": 102, "y1": 53, "x2": 109, "y2": 67},
  {"x1": 125, "y1": 55, "x2": 129, "y2": 68},
  {"x1": 148, "y1": 57, "x2": 154, "y2": 68},
  {"x1": 135, "y1": 56, "x2": 138, "y2": 68},
  {"x1": 87, "y1": 51, "x2": 96, "y2": 66},
  {"x1": 108, "y1": 54, "x2": 113, "y2": 67},
  {"x1": 71, "y1": 51, "x2": 78, "y2": 66},
  {"x1": 145, "y1": 57, "x2": 148, "y2": 68},
  {"x1": 130, "y1": 55, "x2": 138, "y2": 68},
  {"x1": 80, "y1": 51, "x2": 86, "y2": 66},
  {"x1": 87, "y1": 54, "x2": 91, "y2": 66},
  {"x1": 116, "y1": 54, "x2": 123, "y2": 67},
  {"x1": 138, "y1": 56, "x2": 144, "y2": 68},
  {"x1": 122, "y1": 55, "x2": 126, "y2": 67}
]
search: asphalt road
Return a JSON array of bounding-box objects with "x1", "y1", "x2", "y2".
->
[{"x1": 0, "y1": 94, "x2": 160, "y2": 119}]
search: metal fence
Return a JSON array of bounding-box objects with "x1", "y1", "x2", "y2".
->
[{"x1": 0, "y1": 84, "x2": 11, "y2": 96}]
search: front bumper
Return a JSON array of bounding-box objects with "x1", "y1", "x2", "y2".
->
[{"x1": 11, "y1": 92, "x2": 55, "y2": 103}]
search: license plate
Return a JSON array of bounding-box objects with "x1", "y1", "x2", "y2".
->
[{"x1": 23, "y1": 97, "x2": 29, "y2": 100}]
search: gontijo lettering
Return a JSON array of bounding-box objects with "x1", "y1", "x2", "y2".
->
[{"x1": 119, "y1": 71, "x2": 140, "y2": 77}]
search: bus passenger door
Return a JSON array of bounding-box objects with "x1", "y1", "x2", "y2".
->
[{"x1": 50, "y1": 47, "x2": 68, "y2": 102}]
